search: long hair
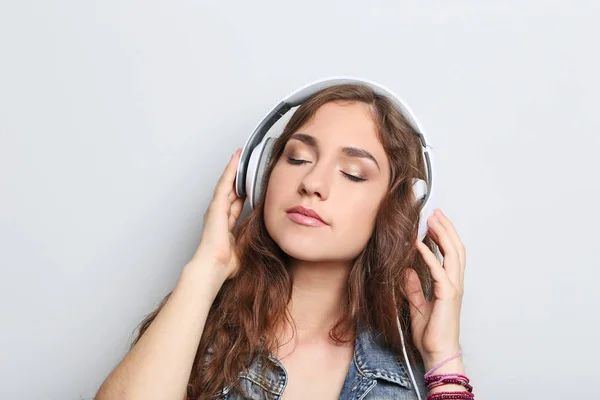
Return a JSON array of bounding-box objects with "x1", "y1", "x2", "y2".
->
[{"x1": 131, "y1": 83, "x2": 437, "y2": 399}]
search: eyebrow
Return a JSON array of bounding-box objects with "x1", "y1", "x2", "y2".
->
[{"x1": 289, "y1": 133, "x2": 380, "y2": 170}]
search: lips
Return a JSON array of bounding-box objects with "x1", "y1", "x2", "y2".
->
[{"x1": 285, "y1": 205, "x2": 328, "y2": 227}]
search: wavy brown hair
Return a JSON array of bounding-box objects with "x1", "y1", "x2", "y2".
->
[{"x1": 131, "y1": 83, "x2": 437, "y2": 399}]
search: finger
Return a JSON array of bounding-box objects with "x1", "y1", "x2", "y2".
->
[
  {"x1": 427, "y1": 224, "x2": 444, "y2": 257},
  {"x1": 228, "y1": 197, "x2": 244, "y2": 231},
  {"x1": 215, "y1": 148, "x2": 242, "y2": 198},
  {"x1": 404, "y1": 268, "x2": 432, "y2": 323},
  {"x1": 434, "y1": 209, "x2": 466, "y2": 268},
  {"x1": 428, "y1": 215, "x2": 461, "y2": 285},
  {"x1": 228, "y1": 186, "x2": 241, "y2": 203},
  {"x1": 433, "y1": 210, "x2": 466, "y2": 287},
  {"x1": 415, "y1": 238, "x2": 448, "y2": 285}
]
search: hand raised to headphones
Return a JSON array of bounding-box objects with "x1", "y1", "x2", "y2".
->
[
  {"x1": 189, "y1": 148, "x2": 245, "y2": 284},
  {"x1": 405, "y1": 208, "x2": 467, "y2": 372}
]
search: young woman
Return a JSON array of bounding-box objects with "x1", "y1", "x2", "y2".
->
[{"x1": 95, "y1": 82, "x2": 471, "y2": 400}]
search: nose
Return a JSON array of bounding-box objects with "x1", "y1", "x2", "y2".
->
[{"x1": 298, "y1": 160, "x2": 331, "y2": 201}]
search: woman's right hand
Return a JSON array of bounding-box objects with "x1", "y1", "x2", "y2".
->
[{"x1": 189, "y1": 148, "x2": 245, "y2": 283}]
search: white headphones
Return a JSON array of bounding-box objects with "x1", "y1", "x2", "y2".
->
[
  {"x1": 234, "y1": 76, "x2": 436, "y2": 399},
  {"x1": 235, "y1": 76, "x2": 436, "y2": 242}
]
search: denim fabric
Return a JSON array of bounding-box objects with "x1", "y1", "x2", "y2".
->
[{"x1": 212, "y1": 326, "x2": 428, "y2": 400}]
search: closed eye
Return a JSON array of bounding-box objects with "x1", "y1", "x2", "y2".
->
[
  {"x1": 342, "y1": 171, "x2": 367, "y2": 182},
  {"x1": 287, "y1": 157, "x2": 366, "y2": 182},
  {"x1": 286, "y1": 157, "x2": 311, "y2": 165}
]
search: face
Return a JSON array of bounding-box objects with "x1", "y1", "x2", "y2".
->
[{"x1": 263, "y1": 101, "x2": 391, "y2": 262}]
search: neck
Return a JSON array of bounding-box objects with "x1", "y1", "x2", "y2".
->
[{"x1": 283, "y1": 258, "x2": 351, "y2": 337}]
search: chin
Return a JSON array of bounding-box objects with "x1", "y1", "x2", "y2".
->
[
  {"x1": 266, "y1": 220, "x2": 364, "y2": 262},
  {"x1": 269, "y1": 224, "x2": 331, "y2": 261}
]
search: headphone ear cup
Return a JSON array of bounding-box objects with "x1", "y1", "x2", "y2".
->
[
  {"x1": 251, "y1": 137, "x2": 276, "y2": 208},
  {"x1": 412, "y1": 178, "x2": 427, "y2": 205},
  {"x1": 412, "y1": 178, "x2": 431, "y2": 242}
]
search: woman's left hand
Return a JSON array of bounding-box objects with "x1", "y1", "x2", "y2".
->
[{"x1": 405, "y1": 208, "x2": 466, "y2": 367}]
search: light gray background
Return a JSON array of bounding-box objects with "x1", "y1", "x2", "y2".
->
[{"x1": 1, "y1": 1, "x2": 598, "y2": 399}]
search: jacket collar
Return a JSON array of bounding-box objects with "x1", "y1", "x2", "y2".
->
[
  {"x1": 216, "y1": 325, "x2": 414, "y2": 397},
  {"x1": 353, "y1": 324, "x2": 412, "y2": 388}
]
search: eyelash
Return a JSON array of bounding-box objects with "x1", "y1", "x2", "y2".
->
[
  {"x1": 342, "y1": 172, "x2": 367, "y2": 182},
  {"x1": 286, "y1": 157, "x2": 367, "y2": 182},
  {"x1": 286, "y1": 157, "x2": 307, "y2": 165}
]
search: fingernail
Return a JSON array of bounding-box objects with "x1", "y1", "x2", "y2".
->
[{"x1": 435, "y1": 208, "x2": 443, "y2": 217}]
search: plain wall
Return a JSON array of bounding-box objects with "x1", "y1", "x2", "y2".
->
[{"x1": 1, "y1": 1, "x2": 598, "y2": 399}]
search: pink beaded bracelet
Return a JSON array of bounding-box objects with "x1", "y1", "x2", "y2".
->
[
  {"x1": 425, "y1": 372, "x2": 469, "y2": 384},
  {"x1": 426, "y1": 391, "x2": 475, "y2": 400},
  {"x1": 427, "y1": 377, "x2": 473, "y2": 392},
  {"x1": 425, "y1": 373, "x2": 473, "y2": 392}
]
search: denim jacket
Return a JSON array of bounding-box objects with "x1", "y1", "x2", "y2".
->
[{"x1": 212, "y1": 326, "x2": 428, "y2": 400}]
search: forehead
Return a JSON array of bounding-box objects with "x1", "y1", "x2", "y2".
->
[{"x1": 295, "y1": 101, "x2": 383, "y2": 149}]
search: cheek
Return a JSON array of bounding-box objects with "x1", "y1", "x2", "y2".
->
[
  {"x1": 264, "y1": 160, "x2": 300, "y2": 204},
  {"x1": 333, "y1": 191, "x2": 381, "y2": 240},
  {"x1": 263, "y1": 165, "x2": 286, "y2": 218},
  {"x1": 338, "y1": 191, "x2": 380, "y2": 218},
  {"x1": 264, "y1": 164, "x2": 282, "y2": 198}
]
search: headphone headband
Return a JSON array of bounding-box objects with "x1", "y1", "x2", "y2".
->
[{"x1": 285, "y1": 77, "x2": 429, "y2": 147}]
